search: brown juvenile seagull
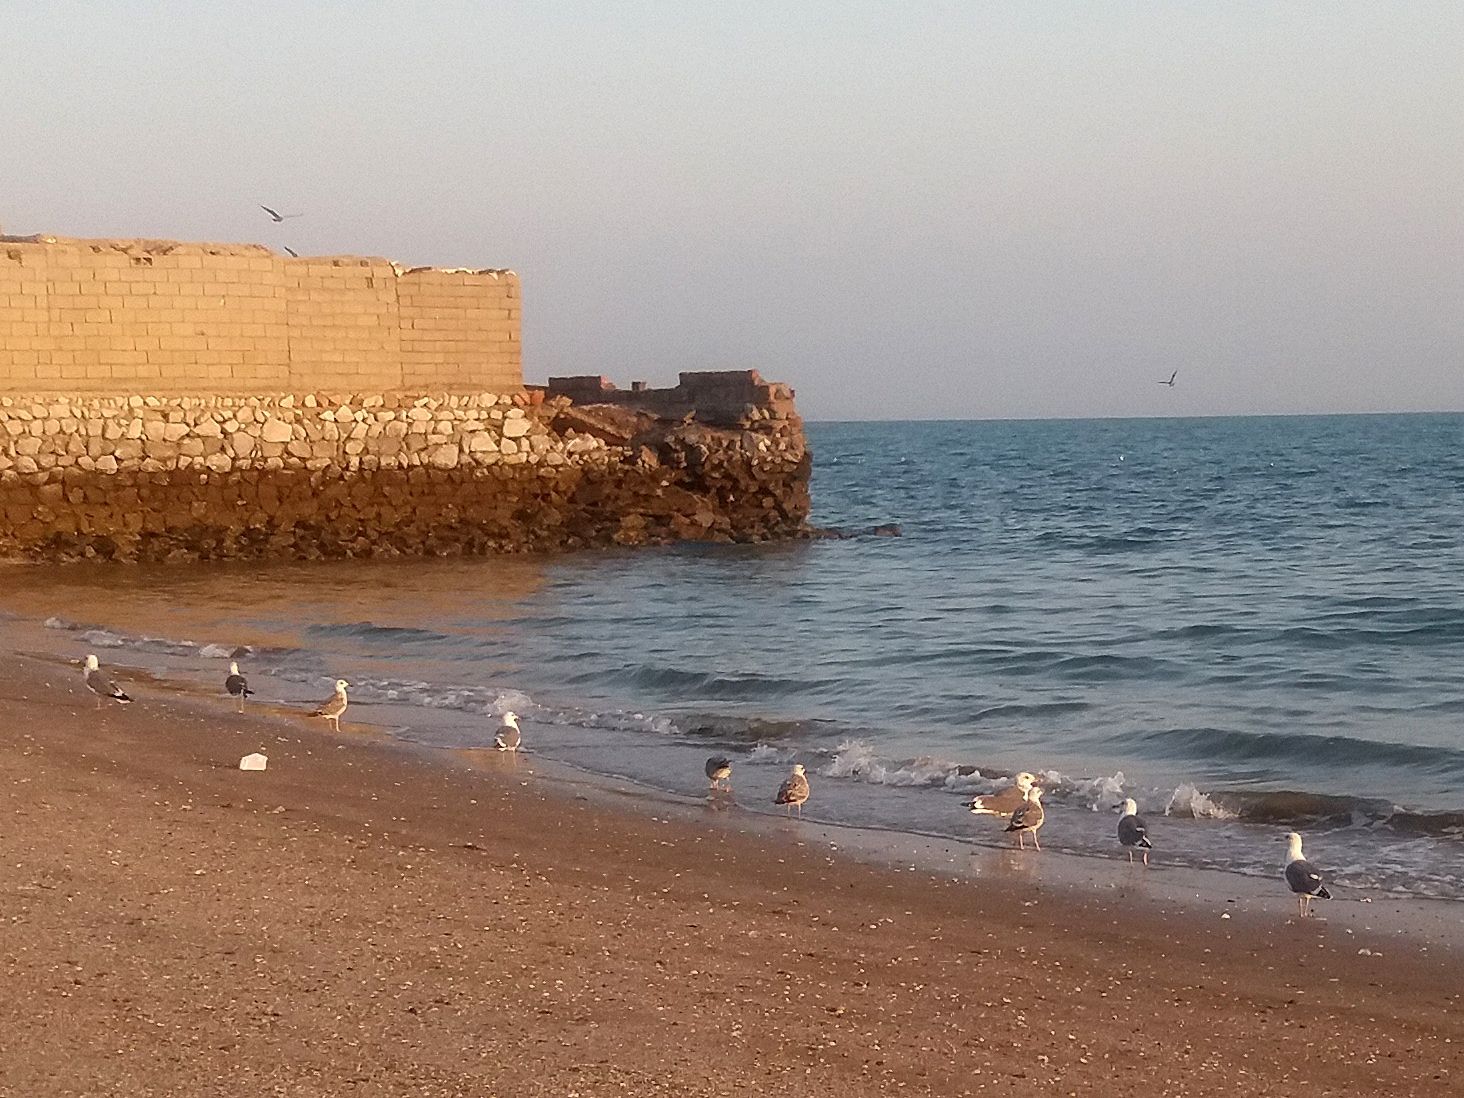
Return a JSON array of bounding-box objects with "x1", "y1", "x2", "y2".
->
[
  {"x1": 1003, "y1": 787, "x2": 1045, "y2": 850},
  {"x1": 494, "y1": 712, "x2": 522, "y2": 751},
  {"x1": 964, "y1": 772, "x2": 1037, "y2": 818},
  {"x1": 774, "y1": 763, "x2": 810, "y2": 817},
  {"x1": 83, "y1": 654, "x2": 131, "y2": 709},
  {"x1": 705, "y1": 755, "x2": 733, "y2": 792},
  {"x1": 311, "y1": 679, "x2": 350, "y2": 732}
]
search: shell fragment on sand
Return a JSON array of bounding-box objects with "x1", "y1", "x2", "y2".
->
[{"x1": 239, "y1": 752, "x2": 268, "y2": 771}]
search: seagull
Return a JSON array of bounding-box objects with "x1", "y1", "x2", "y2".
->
[
  {"x1": 1158, "y1": 370, "x2": 1178, "y2": 387},
  {"x1": 1003, "y1": 787, "x2": 1045, "y2": 850},
  {"x1": 705, "y1": 756, "x2": 733, "y2": 792},
  {"x1": 311, "y1": 679, "x2": 350, "y2": 732},
  {"x1": 1115, "y1": 798, "x2": 1152, "y2": 865},
  {"x1": 774, "y1": 763, "x2": 810, "y2": 817},
  {"x1": 965, "y1": 772, "x2": 1037, "y2": 818},
  {"x1": 1283, "y1": 831, "x2": 1332, "y2": 918},
  {"x1": 225, "y1": 661, "x2": 254, "y2": 713},
  {"x1": 83, "y1": 654, "x2": 131, "y2": 708},
  {"x1": 259, "y1": 205, "x2": 303, "y2": 223},
  {"x1": 282, "y1": 246, "x2": 299, "y2": 257},
  {"x1": 494, "y1": 712, "x2": 522, "y2": 752}
]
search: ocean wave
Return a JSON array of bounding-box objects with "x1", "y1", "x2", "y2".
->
[{"x1": 1133, "y1": 725, "x2": 1464, "y2": 778}]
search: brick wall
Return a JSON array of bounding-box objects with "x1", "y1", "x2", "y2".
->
[{"x1": 0, "y1": 237, "x2": 520, "y2": 393}]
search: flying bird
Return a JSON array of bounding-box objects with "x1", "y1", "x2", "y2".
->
[
  {"x1": 225, "y1": 661, "x2": 254, "y2": 713},
  {"x1": 1003, "y1": 787, "x2": 1045, "y2": 850},
  {"x1": 774, "y1": 763, "x2": 810, "y2": 817},
  {"x1": 83, "y1": 654, "x2": 131, "y2": 708},
  {"x1": 311, "y1": 679, "x2": 350, "y2": 732},
  {"x1": 705, "y1": 755, "x2": 733, "y2": 792},
  {"x1": 1115, "y1": 798, "x2": 1153, "y2": 865},
  {"x1": 282, "y1": 246, "x2": 299, "y2": 257},
  {"x1": 1158, "y1": 370, "x2": 1178, "y2": 387},
  {"x1": 259, "y1": 205, "x2": 303, "y2": 223},
  {"x1": 494, "y1": 711, "x2": 522, "y2": 752},
  {"x1": 965, "y1": 772, "x2": 1037, "y2": 819},
  {"x1": 1283, "y1": 831, "x2": 1332, "y2": 918}
]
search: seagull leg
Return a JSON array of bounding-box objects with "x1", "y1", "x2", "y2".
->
[
  {"x1": 1127, "y1": 849, "x2": 1134, "y2": 864},
  {"x1": 1142, "y1": 849, "x2": 1149, "y2": 868},
  {"x1": 1032, "y1": 832, "x2": 1041, "y2": 852}
]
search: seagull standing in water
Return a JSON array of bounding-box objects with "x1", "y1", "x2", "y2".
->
[
  {"x1": 83, "y1": 654, "x2": 131, "y2": 709},
  {"x1": 311, "y1": 679, "x2": 350, "y2": 732},
  {"x1": 225, "y1": 661, "x2": 254, "y2": 713},
  {"x1": 1003, "y1": 787, "x2": 1045, "y2": 850},
  {"x1": 774, "y1": 763, "x2": 810, "y2": 817},
  {"x1": 494, "y1": 712, "x2": 522, "y2": 752},
  {"x1": 705, "y1": 756, "x2": 733, "y2": 792},
  {"x1": 1283, "y1": 831, "x2": 1332, "y2": 918},
  {"x1": 1115, "y1": 798, "x2": 1153, "y2": 865},
  {"x1": 965, "y1": 772, "x2": 1037, "y2": 819}
]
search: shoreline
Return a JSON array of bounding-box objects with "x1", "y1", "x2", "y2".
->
[{"x1": 5, "y1": 641, "x2": 1464, "y2": 1094}]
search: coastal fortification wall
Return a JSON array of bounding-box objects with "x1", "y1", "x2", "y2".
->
[
  {"x1": 0, "y1": 235, "x2": 809, "y2": 562},
  {"x1": 0, "y1": 371, "x2": 809, "y2": 562},
  {"x1": 0, "y1": 236, "x2": 520, "y2": 393}
]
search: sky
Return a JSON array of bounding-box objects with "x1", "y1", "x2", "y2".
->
[{"x1": 2, "y1": 2, "x2": 1462, "y2": 421}]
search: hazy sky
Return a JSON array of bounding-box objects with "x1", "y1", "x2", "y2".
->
[{"x1": 4, "y1": 2, "x2": 1462, "y2": 420}]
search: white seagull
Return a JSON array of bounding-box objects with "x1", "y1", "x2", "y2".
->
[
  {"x1": 1283, "y1": 831, "x2": 1332, "y2": 918},
  {"x1": 1003, "y1": 787, "x2": 1045, "y2": 850},
  {"x1": 1158, "y1": 370, "x2": 1178, "y2": 387},
  {"x1": 83, "y1": 654, "x2": 131, "y2": 708},
  {"x1": 774, "y1": 763, "x2": 810, "y2": 817},
  {"x1": 259, "y1": 205, "x2": 302, "y2": 223},
  {"x1": 225, "y1": 661, "x2": 254, "y2": 713},
  {"x1": 965, "y1": 772, "x2": 1037, "y2": 818},
  {"x1": 311, "y1": 679, "x2": 350, "y2": 732},
  {"x1": 494, "y1": 712, "x2": 522, "y2": 751},
  {"x1": 1115, "y1": 798, "x2": 1152, "y2": 866}
]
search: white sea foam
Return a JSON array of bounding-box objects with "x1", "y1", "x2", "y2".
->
[
  {"x1": 820, "y1": 739, "x2": 986, "y2": 792},
  {"x1": 1165, "y1": 783, "x2": 1238, "y2": 820}
]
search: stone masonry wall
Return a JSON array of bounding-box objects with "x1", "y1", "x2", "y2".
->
[
  {"x1": 0, "y1": 237, "x2": 520, "y2": 394},
  {"x1": 0, "y1": 371, "x2": 810, "y2": 562}
]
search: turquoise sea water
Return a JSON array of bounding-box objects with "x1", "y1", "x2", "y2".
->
[{"x1": 11, "y1": 413, "x2": 1464, "y2": 897}]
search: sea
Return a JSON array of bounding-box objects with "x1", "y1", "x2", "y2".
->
[{"x1": 6, "y1": 413, "x2": 1464, "y2": 899}]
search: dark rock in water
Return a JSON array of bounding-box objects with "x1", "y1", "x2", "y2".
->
[{"x1": 806, "y1": 522, "x2": 903, "y2": 541}]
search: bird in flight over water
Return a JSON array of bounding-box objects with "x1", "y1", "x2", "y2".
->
[
  {"x1": 259, "y1": 205, "x2": 303, "y2": 222},
  {"x1": 1158, "y1": 370, "x2": 1178, "y2": 387}
]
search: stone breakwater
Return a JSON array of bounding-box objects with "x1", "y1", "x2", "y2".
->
[{"x1": 0, "y1": 377, "x2": 810, "y2": 562}]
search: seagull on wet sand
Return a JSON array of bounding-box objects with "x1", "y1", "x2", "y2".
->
[
  {"x1": 1003, "y1": 787, "x2": 1045, "y2": 850},
  {"x1": 311, "y1": 679, "x2": 350, "y2": 732},
  {"x1": 1158, "y1": 370, "x2": 1178, "y2": 387},
  {"x1": 259, "y1": 205, "x2": 302, "y2": 223},
  {"x1": 225, "y1": 661, "x2": 254, "y2": 713},
  {"x1": 1283, "y1": 831, "x2": 1332, "y2": 918},
  {"x1": 494, "y1": 711, "x2": 522, "y2": 752},
  {"x1": 1116, "y1": 798, "x2": 1152, "y2": 865},
  {"x1": 965, "y1": 772, "x2": 1037, "y2": 819},
  {"x1": 774, "y1": 763, "x2": 810, "y2": 817},
  {"x1": 83, "y1": 654, "x2": 131, "y2": 708},
  {"x1": 705, "y1": 755, "x2": 733, "y2": 792}
]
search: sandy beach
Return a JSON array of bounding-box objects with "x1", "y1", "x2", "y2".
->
[{"x1": 3, "y1": 644, "x2": 1463, "y2": 1097}]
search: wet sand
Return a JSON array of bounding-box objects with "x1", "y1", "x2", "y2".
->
[{"x1": 3, "y1": 647, "x2": 1463, "y2": 1097}]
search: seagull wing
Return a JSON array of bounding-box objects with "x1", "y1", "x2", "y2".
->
[{"x1": 260, "y1": 205, "x2": 282, "y2": 221}]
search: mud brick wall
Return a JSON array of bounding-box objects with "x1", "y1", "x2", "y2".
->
[{"x1": 0, "y1": 237, "x2": 520, "y2": 393}]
